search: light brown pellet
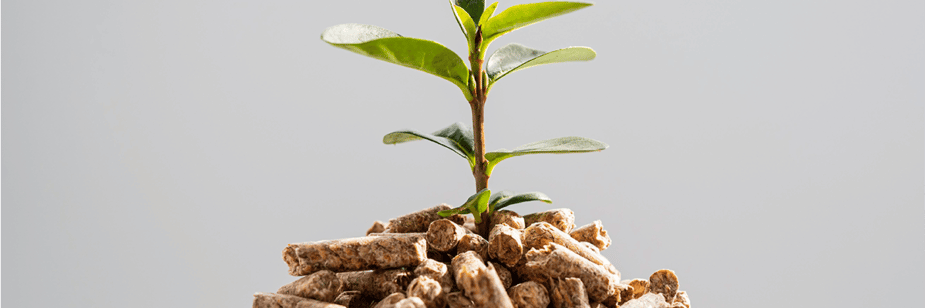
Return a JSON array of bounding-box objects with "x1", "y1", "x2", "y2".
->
[{"x1": 283, "y1": 233, "x2": 427, "y2": 276}]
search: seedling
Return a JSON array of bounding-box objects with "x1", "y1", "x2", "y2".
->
[{"x1": 322, "y1": 0, "x2": 607, "y2": 237}]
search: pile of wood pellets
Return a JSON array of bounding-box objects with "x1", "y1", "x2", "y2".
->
[{"x1": 254, "y1": 205, "x2": 692, "y2": 308}]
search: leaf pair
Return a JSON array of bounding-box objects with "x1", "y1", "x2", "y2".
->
[
  {"x1": 383, "y1": 122, "x2": 608, "y2": 176},
  {"x1": 438, "y1": 189, "x2": 552, "y2": 222}
]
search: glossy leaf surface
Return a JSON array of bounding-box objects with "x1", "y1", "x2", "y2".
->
[
  {"x1": 451, "y1": 2, "x2": 477, "y2": 43},
  {"x1": 481, "y1": 2, "x2": 592, "y2": 46},
  {"x1": 486, "y1": 43, "x2": 596, "y2": 82},
  {"x1": 321, "y1": 23, "x2": 470, "y2": 99},
  {"x1": 485, "y1": 136, "x2": 608, "y2": 175},
  {"x1": 440, "y1": 188, "x2": 491, "y2": 223},
  {"x1": 479, "y1": 2, "x2": 499, "y2": 25},
  {"x1": 493, "y1": 191, "x2": 552, "y2": 211},
  {"x1": 456, "y1": 0, "x2": 486, "y2": 24},
  {"x1": 382, "y1": 122, "x2": 476, "y2": 167}
]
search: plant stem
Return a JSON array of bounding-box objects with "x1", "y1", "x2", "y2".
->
[{"x1": 469, "y1": 27, "x2": 492, "y2": 237}]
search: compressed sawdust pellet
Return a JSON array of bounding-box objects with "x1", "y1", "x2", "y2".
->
[
  {"x1": 414, "y1": 258, "x2": 455, "y2": 290},
  {"x1": 569, "y1": 220, "x2": 611, "y2": 251},
  {"x1": 427, "y1": 219, "x2": 467, "y2": 252},
  {"x1": 523, "y1": 209, "x2": 575, "y2": 233},
  {"x1": 523, "y1": 222, "x2": 620, "y2": 276},
  {"x1": 580, "y1": 242, "x2": 600, "y2": 254},
  {"x1": 278, "y1": 270, "x2": 344, "y2": 302},
  {"x1": 520, "y1": 243, "x2": 618, "y2": 302},
  {"x1": 550, "y1": 277, "x2": 591, "y2": 308},
  {"x1": 333, "y1": 291, "x2": 373, "y2": 308},
  {"x1": 488, "y1": 224, "x2": 524, "y2": 267},
  {"x1": 488, "y1": 261, "x2": 512, "y2": 289},
  {"x1": 338, "y1": 269, "x2": 414, "y2": 300},
  {"x1": 620, "y1": 293, "x2": 670, "y2": 308},
  {"x1": 446, "y1": 292, "x2": 474, "y2": 308},
  {"x1": 372, "y1": 293, "x2": 405, "y2": 308},
  {"x1": 388, "y1": 204, "x2": 465, "y2": 233},
  {"x1": 283, "y1": 233, "x2": 427, "y2": 276},
  {"x1": 624, "y1": 279, "x2": 649, "y2": 300},
  {"x1": 649, "y1": 269, "x2": 679, "y2": 303},
  {"x1": 367, "y1": 221, "x2": 388, "y2": 236},
  {"x1": 674, "y1": 291, "x2": 690, "y2": 308},
  {"x1": 490, "y1": 210, "x2": 525, "y2": 229},
  {"x1": 457, "y1": 233, "x2": 489, "y2": 261},
  {"x1": 451, "y1": 251, "x2": 514, "y2": 308},
  {"x1": 600, "y1": 284, "x2": 634, "y2": 307},
  {"x1": 252, "y1": 292, "x2": 346, "y2": 308},
  {"x1": 406, "y1": 276, "x2": 445, "y2": 308},
  {"x1": 507, "y1": 281, "x2": 549, "y2": 308}
]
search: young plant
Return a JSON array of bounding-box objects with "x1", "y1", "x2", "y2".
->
[{"x1": 322, "y1": 0, "x2": 607, "y2": 237}]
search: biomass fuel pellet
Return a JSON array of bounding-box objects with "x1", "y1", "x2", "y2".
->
[
  {"x1": 456, "y1": 233, "x2": 489, "y2": 261},
  {"x1": 406, "y1": 276, "x2": 445, "y2": 308},
  {"x1": 549, "y1": 277, "x2": 591, "y2": 308},
  {"x1": 520, "y1": 243, "x2": 618, "y2": 302},
  {"x1": 388, "y1": 204, "x2": 465, "y2": 233},
  {"x1": 488, "y1": 224, "x2": 524, "y2": 267},
  {"x1": 367, "y1": 221, "x2": 388, "y2": 236},
  {"x1": 600, "y1": 284, "x2": 634, "y2": 307},
  {"x1": 488, "y1": 261, "x2": 512, "y2": 289},
  {"x1": 278, "y1": 270, "x2": 343, "y2": 302},
  {"x1": 507, "y1": 281, "x2": 550, "y2": 308},
  {"x1": 490, "y1": 210, "x2": 525, "y2": 229},
  {"x1": 623, "y1": 279, "x2": 649, "y2": 301},
  {"x1": 446, "y1": 292, "x2": 475, "y2": 308},
  {"x1": 523, "y1": 222, "x2": 620, "y2": 276},
  {"x1": 523, "y1": 209, "x2": 575, "y2": 233},
  {"x1": 568, "y1": 220, "x2": 611, "y2": 251},
  {"x1": 451, "y1": 251, "x2": 514, "y2": 308},
  {"x1": 649, "y1": 269, "x2": 679, "y2": 303},
  {"x1": 620, "y1": 293, "x2": 669, "y2": 308},
  {"x1": 283, "y1": 233, "x2": 427, "y2": 276},
  {"x1": 674, "y1": 291, "x2": 690, "y2": 308},
  {"x1": 414, "y1": 258, "x2": 455, "y2": 290},
  {"x1": 337, "y1": 269, "x2": 414, "y2": 300},
  {"x1": 426, "y1": 219, "x2": 467, "y2": 252},
  {"x1": 333, "y1": 291, "x2": 374, "y2": 308},
  {"x1": 252, "y1": 292, "x2": 346, "y2": 308}
]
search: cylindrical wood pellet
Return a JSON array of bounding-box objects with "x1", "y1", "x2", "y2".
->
[
  {"x1": 283, "y1": 233, "x2": 427, "y2": 276},
  {"x1": 414, "y1": 258, "x2": 454, "y2": 290},
  {"x1": 549, "y1": 277, "x2": 591, "y2": 308},
  {"x1": 620, "y1": 293, "x2": 668, "y2": 308},
  {"x1": 623, "y1": 279, "x2": 649, "y2": 300},
  {"x1": 427, "y1": 219, "x2": 467, "y2": 252},
  {"x1": 521, "y1": 243, "x2": 619, "y2": 302},
  {"x1": 491, "y1": 210, "x2": 525, "y2": 229},
  {"x1": 333, "y1": 291, "x2": 374, "y2": 308},
  {"x1": 406, "y1": 276, "x2": 445, "y2": 308},
  {"x1": 457, "y1": 233, "x2": 489, "y2": 261},
  {"x1": 388, "y1": 204, "x2": 465, "y2": 233},
  {"x1": 367, "y1": 221, "x2": 388, "y2": 236},
  {"x1": 337, "y1": 269, "x2": 414, "y2": 300},
  {"x1": 278, "y1": 270, "x2": 344, "y2": 302},
  {"x1": 253, "y1": 292, "x2": 346, "y2": 308},
  {"x1": 508, "y1": 281, "x2": 550, "y2": 308},
  {"x1": 523, "y1": 208, "x2": 575, "y2": 233},
  {"x1": 451, "y1": 251, "x2": 514, "y2": 308},
  {"x1": 523, "y1": 222, "x2": 620, "y2": 276},
  {"x1": 649, "y1": 269, "x2": 679, "y2": 303},
  {"x1": 488, "y1": 261, "x2": 512, "y2": 289},
  {"x1": 569, "y1": 220, "x2": 611, "y2": 251},
  {"x1": 488, "y1": 224, "x2": 524, "y2": 267},
  {"x1": 446, "y1": 292, "x2": 475, "y2": 308}
]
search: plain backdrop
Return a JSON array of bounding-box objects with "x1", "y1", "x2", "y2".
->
[{"x1": 2, "y1": 0, "x2": 923, "y2": 307}]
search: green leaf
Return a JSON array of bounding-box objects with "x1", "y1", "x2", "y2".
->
[
  {"x1": 321, "y1": 23, "x2": 471, "y2": 100},
  {"x1": 460, "y1": 188, "x2": 491, "y2": 223},
  {"x1": 456, "y1": 0, "x2": 486, "y2": 24},
  {"x1": 486, "y1": 44, "x2": 596, "y2": 82},
  {"x1": 484, "y1": 136, "x2": 608, "y2": 176},
  {"x1": 493, "y1": 192, "x2": 552, "y2": 211},
  {"x1": 382, "y1": 122, "x2": 476, "y2": 168},
  {"x1": 479, "y1": 2, "x2": 499, "y2": 26},
  {"x1": 481, "y1": 2, "x2": 593, "y2": 46},
  {"x1": 488, "y1": 190, "x2": 515, "y2": 208},
  {"x1": 450, "y1": 1, "x2": 477, "y2": 44}
]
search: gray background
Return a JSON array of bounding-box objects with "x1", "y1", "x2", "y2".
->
[{"x1": 3, "y1": 0, "x2": 923, "y2": 307}]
